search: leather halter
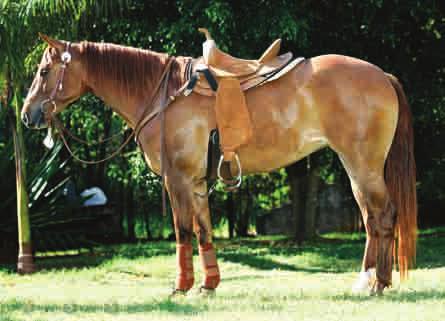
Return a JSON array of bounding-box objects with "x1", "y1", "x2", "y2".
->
[{"x1": 41, "y1": 42, "x2": 72, "y2": 121}]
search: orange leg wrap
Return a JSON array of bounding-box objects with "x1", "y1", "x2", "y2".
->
[
  {"x1": 175, "y1": 243, "x2": 194, "y2": 291},
  {"x1": 199, "y1": 243, "x2": 220, "y2": 289}
]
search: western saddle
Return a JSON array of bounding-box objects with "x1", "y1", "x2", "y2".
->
[{"x1": 185, "y1": 28, "x2": 304, "y2": 190}]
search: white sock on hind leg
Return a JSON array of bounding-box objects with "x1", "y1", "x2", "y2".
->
[{"x1": 352, "y1": 268, "x2": 376, "y2": 293}]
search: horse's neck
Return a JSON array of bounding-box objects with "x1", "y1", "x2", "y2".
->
[
  {"x1": 83, "y1": 73, "x2": 144, "y2": 127},
  {"x1": 81, "y1": 48, "x2": 175, "y2": 128}
]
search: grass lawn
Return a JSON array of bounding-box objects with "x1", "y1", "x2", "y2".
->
[{"x1": 1, "y1": 229, "x2": 445, "y2": 321}]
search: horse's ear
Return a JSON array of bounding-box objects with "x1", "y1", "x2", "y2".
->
[{"x1": 38, "y1": 33, "x2": 64, "y2": 52}]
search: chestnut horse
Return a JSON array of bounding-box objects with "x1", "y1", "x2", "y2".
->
[{"x1": 22, "y1": 35, "x2": 416, "y2": 295}]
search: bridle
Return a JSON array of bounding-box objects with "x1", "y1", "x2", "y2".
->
[
  {"x1": 40, "y1": 42, "x2": 72, "y2": 124},
  {"x1": 42, "y1": 42, "x2": 175, "y2": 165}
]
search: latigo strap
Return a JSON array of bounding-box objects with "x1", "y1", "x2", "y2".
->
[
  {"x1": 199, "y1": 243, "x2": 220, "y2": 289},
  {"x1": 175, "y1": 243, "x2": 194, "y2": 291}
]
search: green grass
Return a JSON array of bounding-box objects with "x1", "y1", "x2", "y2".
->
[{"x1": 1, "y1": 230, "x2": 445, "y2": 321}]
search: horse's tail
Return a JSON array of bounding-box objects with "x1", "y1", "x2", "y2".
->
[{"x1": 385, "y1": 73, "x2": 417, "y2": 280}]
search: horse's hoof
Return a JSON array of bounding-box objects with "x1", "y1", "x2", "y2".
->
[
  {"x1": 169, "y1": 289, "x2": 188, "y2": 298},
  {"x1": 369, "y1": 281, "x2": 385, "y2": 296},
  {"x1": 198, "y1": 286, "x2": 216, "y2": 297}
]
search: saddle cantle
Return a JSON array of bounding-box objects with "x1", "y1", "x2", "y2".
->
[
  {"x1": 184, "y1": 28, "x2": 305, "y2": 187},
  {"x1": 200, "y1": 28, "x2": 284, "y2": 78}
]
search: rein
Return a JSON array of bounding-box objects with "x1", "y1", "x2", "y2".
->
[{"x1": 43, "y1": 43, "x2": 174, "y2": 165}]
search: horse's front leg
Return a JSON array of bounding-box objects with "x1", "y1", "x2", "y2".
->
[{"x1": 166, "y1": 171, "x2": 220, "y2": 294}]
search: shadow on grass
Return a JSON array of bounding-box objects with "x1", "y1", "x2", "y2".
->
[
  {"x1": 416, "y1": 236, "x2": 445, "y2": 269},
  {"x1": 27, "y1": 242, "x2": 175, "y2": 273},
  {"x1": 2, "y1": 232, "x2": 444, "y2": 275},
  {"x1": 219, "y1": 252, "x2": 328, "y2": 273},
  {"x1": 217, "y1": 238, "x2": 364, "y2": 274},
  {"x1": 218, "y1": 233, "x2": 445, "y2": 273},
  {"x1": 0, "y1": 298, "x2": 204, "y2": 315},
  {"x1": 330, "y1": 288, "x2": 445, "y2": 302}
]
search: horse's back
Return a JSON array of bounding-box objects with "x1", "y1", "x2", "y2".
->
[{"x1": 237, "y1": 54, "x2": 399, "y2": 174}]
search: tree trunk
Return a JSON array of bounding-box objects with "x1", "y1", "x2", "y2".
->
[
  {"x1": 115, "y1": 181, "x2": 125, "y2": 238},
  {"x1": 144, "y1": 209, "x2": 152, "y2": 240},
  {"x1": 286, "y1": 159, "x2": 308, "y2": 243},
  {"x1": 227, "y1": 193, "x2": 235, "y2": 238},
  {"x1": 124, "y1": 181, "x2": 136, "y2": 242},
  {"x1": 8, "y1": 79, "x2": 35, "y2": 273},
  {"x1": 95, "y1": 107, "x2": 112, "y2": 187},
  {"x1": 236, "y1": 181, "x2": 251, "y2": 237},
  {"x1": 304, "y1": 154, "x2": 322, "y2": 240}
]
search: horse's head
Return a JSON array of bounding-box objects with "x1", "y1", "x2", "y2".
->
[{"x1": 22, "y1": 34, "x2": 86, "y2": 129}]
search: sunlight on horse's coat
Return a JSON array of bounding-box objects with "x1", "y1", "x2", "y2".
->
[{"x1": 22, "y1": 37, "x2": 417, "y2": 295}]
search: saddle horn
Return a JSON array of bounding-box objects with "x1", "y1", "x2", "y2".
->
[{"x1": 198, "y1": 28, "x2": 213, "y2": 40}]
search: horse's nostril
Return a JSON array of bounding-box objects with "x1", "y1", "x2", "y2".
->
[{"x1": 21, "y1": 112, "x2": 30, "y2": 127}]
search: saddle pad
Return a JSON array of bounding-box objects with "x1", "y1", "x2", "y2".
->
[
  {"x1": 215, "y1": 77, "x2": 253, "y2": 161},
  {"x1": 193, "y1": 56, "x2": 304, "y2": 97}
]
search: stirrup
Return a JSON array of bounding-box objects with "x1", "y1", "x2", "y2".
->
[{"x1": 217, "y1": 153, "x2": 242, "y2": 191}]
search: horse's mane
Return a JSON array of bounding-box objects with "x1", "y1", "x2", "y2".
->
[{"x1": 79, "y1": 41, "x2": 186, "y2": 101}]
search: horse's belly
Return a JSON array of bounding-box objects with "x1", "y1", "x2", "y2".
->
[
  {"x1": 237, "y1": 77, "x2": 326, "y2": 173},
  {"x1": 239, "y1": 128, "x2": 326, "y2": 173}
]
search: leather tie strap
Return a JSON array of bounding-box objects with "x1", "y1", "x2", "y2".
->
[
  {"x1": 134, "y1": 58, "x2": 175, "y2": 139},
  {"x1": 184, "y1": 67, "x2": 218, "y2": 95}
]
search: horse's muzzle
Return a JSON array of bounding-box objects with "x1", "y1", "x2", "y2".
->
[
  {"x1": 21, "y1": 111, "x2": 31, "y2": 128},
  {"x1": 21, "y1": 108, "x2": 47, "y2": 129}
]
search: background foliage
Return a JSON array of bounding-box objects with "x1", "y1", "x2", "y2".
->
[{"x1": 1, "y1": 0, "x2": 444, "y2": 246}]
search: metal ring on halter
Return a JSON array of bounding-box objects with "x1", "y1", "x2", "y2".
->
[
  {"x1": 40, "y1": 99, "x2": 57, "y2": 126},
  {"x1": 217, "y1": 153, "x2": 242, "y2": 190},
  {"x1": 40, "y1": 98, "x2": 57, "y2": 115},
  {"x1": 61, "y1": 51, "x2": 71, "y2": 64}
]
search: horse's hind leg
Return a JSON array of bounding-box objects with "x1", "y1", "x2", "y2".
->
[
  {"x1": 349, "y1": 179, "x2": 378, "y2": 292},
  {"x1": 166, "y1": 172, "x2": 220, "y2": 294},
  {"x1": 339, "y1": 156, "x2": 396, "y2": 294}
]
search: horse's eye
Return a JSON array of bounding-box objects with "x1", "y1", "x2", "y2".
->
[{"x1": 40, "y1": 69, "x2": 49, "y2": 77}]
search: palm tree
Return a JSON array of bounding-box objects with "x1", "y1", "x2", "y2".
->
[
  {"x1": 0, "y1": 0, "x2": 128, "y2": 273},
  {"x1": 1, "y1": 1, "x2": 36, "y2": 273}
]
